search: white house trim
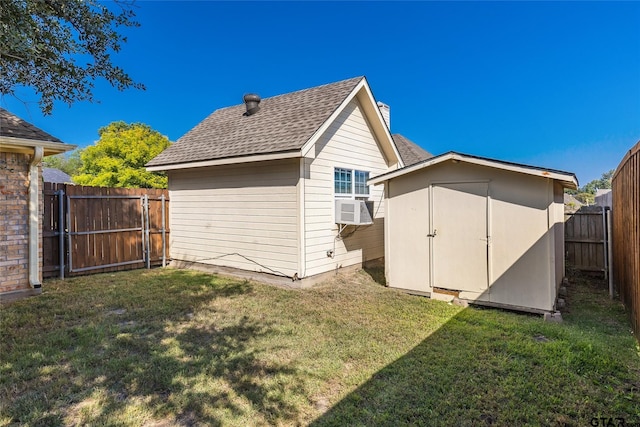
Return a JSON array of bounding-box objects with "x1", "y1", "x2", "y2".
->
[
  {"x1": 0, "y1": 137, "x2": 76, "y2": 155},
  {"x1": 300, "y1": 78, "x2": 404, "y2": 169},
  {"x1": 146, "y1": 150, "x2": 302, "y2": 171},
  {"x1": 29, "y1": 146, "x2": 44, "y2": 289}
]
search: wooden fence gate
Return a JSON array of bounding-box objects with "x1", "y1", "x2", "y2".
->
[
  {"x1": 43, "y1": 183, "x2": 169, "y2": 278},
  {"x1": 565, "y1": 205, "x2": 611, "y2": 277}
]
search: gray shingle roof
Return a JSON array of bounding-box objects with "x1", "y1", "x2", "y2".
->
[
  {"x1": 147, "y1": 77, "x2": 364, "y2": 167},
  {"x1": 43, "y1": 167, "x2": 73, "y2": 183},
  {"x1": 0, "y1": 108, "x2": 63, "y2": 143},
  {"x1": 392, "y1": 134, "x2": 433, "y2": 166}
]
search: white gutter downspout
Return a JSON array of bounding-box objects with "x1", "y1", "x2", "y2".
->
[{"x1": 29, "y1": 146, "x2": 44, "y2": 289}]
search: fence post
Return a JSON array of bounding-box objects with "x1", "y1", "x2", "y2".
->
[
  {"x1": 161, "y1": 193, "x2": 166, "y2": 267},
  {"x1": 602, "y1": 206, "x2": 608, "y2": 281},
  {"x1": 57, "y1": 187, "x2": 65, "y2": 279},
  {"x1": 144, "y1": 194, "x2": 151, "y2": 269},
  {"x1": 66, "y1": 195, "x2": 73, "y2": 274},
  {"x1": 606, "y1": 207, "x2": 614, "y2": 299}
]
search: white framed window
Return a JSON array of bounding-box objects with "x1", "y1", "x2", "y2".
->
[{"x1": 334, "y1": 167, "x2": 370, "y2": 198}]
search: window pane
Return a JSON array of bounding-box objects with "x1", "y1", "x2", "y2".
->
[
  {"x1": 335, "y1": 168, "x2": 352, "y2": 194},
  {"x1": 355, "y1": 170, "x2": 369, "y2": 195}
]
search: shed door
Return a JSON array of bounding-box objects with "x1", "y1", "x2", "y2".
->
[{"x1": 431, "y1": 182, "x2": 488, "y2": 293}]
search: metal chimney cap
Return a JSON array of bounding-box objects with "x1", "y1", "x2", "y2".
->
[{"x1": 243, "y1": 93, "x2": 261, "y2": 116}]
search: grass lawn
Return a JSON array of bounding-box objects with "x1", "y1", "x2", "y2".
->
[{"x1": 1, "y1": 268, "x2": 638, "y2": 426}]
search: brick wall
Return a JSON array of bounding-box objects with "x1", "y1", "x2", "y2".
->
[{"x1": 0, "y1": 151, "x2": 41, "y2": 294}]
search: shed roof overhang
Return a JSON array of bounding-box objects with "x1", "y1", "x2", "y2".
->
[
  {"x1": 0, "y1": 136, "x2": 76, "y2": 156},
  {"x1": 368, "y1": 151, "x2": 579, "y2": 189}
]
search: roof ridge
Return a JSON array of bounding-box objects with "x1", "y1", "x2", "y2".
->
[{"x1": 213, "y1": 76, "x2": 364, "y2": 113}]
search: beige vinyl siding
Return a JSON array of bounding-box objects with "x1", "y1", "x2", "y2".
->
[
  {"x1": 168, "y1": 159, "x2": 300, "y2": 277},
  {"x1": 303, "y1": 98, "x2": 390, "y2": 277}
]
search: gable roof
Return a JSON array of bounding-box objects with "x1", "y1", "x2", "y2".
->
[
  {"x1": 148, "y1": 77, "x2": 366, "y2": 168},
  {"x1": 42, "y1": 167, "x2": 73, "y2": 183},
  {"x1": 392, "y1": 134, "x2": 433, "y2": 166},
  {"x1": 0, "y1": 108, "x2": 62, "y2": 142},
  {"x1": 369, "y1": 151, "x2": 578, "y2": 189}
]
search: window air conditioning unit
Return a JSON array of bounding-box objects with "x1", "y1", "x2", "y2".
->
[{"x1": 335, "y1": 200, "x2": 374, "y2": 225}]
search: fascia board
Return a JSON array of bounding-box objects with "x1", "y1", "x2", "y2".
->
[
  {"x1": 369, "y1": 152, "x2": 578, "y2": 189},
  {"x1": 0, "y1": 136, "x2": 76, "y2": 155},
  {"x1": 146, "y1": 150, "x2": 302, "y2": 171},
  {"x1": 300, "y1": 79, "x2": 366, "y2": 158},
  {"x1": 356, "y1": 80, "x2": 404, "y2": 168},
  {"x1": 300, "y1": 78, "x2": 404, "y2": 168}
]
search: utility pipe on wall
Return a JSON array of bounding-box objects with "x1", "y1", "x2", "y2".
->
[{"x1": 29, "y1": 146, "x2": 44, "y2": 289}]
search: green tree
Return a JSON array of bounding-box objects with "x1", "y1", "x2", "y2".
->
[
  {"x1": 0, "y1": 0, "x2": 144, "y2": 115},
  {"x1": 42, "y1": 149, "x2": 83, "y2": 177},
  {"x1": 564, "y1": 169, "x2": 614, "y2": 205},
  {"x1": 581, "y1": 169, "x2": 614, "y2": 195},
  {"x1": 73, "y1": 122, "x2": 170, "y2": 188}
]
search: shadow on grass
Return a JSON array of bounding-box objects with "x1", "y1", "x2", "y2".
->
[
  {"x1": 362, "y1": 263, "x2": 386, "y2": 286},
  {"x1": 311, "y1": 282, "x2": 640, "y2": 426},
  {"x1": 0, "y1": 269, "x2": 307, "y2": 425}
]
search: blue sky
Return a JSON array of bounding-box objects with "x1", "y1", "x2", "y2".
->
[{"x1": 2, "y1": 1, "x2": 639, "y2": 186}]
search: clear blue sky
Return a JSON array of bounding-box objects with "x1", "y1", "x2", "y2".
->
[{"x1": 3, "y1": 1, "x2": 639, "y2": 186}]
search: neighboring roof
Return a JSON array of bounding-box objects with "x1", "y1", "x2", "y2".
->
[
  {"x1": 42, "y1": 167, "x2": 73, "y2": 184},
  {"x1": 564, "y1": 193, "x2": 583, "y2": 206},
  {"x1": 392, "y1": 134, "x2": 433, "y2": 166},
  {"x1": 369, "y1": 151, "x2": 579, "y2": 189},
  {"x1": 564, "y1": 193, "x2": 584, "y2": 213},
  {"x1": 147, "y1": 77, "x2": 365, "y2": 168},
  {"x1": 0, "y1": 108, "x2": 62, "y2": 142}
]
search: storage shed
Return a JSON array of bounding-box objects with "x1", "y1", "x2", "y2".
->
[{"x1": 369, "y1": 152, "x2": 578, "y2": 313}]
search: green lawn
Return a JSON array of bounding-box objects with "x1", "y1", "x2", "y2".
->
[{"x1": 1, "y1": 268, "x2": 638, "y2": 426}]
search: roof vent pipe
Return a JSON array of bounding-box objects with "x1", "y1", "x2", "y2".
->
[{"x1": 243, "y1": 94, "x2": 261, "y2": 116}]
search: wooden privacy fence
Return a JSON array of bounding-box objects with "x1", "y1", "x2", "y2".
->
[
  {"x1": 43, "y1": 183, "x2": 169, "y2": 278},
  {"x1": 565, "y1": 205, "x2": 611, "y2": 277},
  {"x1": 612, "y1": 140, "x2": 640, "y2": 341}
]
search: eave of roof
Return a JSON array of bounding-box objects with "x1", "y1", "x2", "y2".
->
[
  {"x1": 368, "y1": 151, "x2": 579, "y2": 189},
  {"x1": 147, "y1": 149, "x2": 302, "y2": 171},
  {"x1": 0, "y1": 136, "x2": 75, "y2": 155}
]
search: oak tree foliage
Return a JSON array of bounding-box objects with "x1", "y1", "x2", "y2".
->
[
  {"x1": 0, "y1": 0, "x2": 144, "y2": 114},
  {"x1": 73, "y1": 121, "x2": 170, "y2": 189}
]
